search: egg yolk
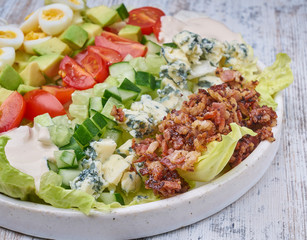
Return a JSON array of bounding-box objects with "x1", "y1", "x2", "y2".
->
[
  {"x1": 25, "y1": 31, "x2": 48, "y2": 41},
  {"x1": 42, "y1": 9, "x2": 64, "y2": 21},
  {"x1": 25, "y1": 12, "x2": 34, "y2": 20},
  {"x1": 0, "y1": 31, "x2": 17, "y2": 39},
  {"x1": 69, "y1": 0, "x2": 80, "y2": 4},
  {"x1": 0, "y1": 49, "x2": 3, "y2": 55}
]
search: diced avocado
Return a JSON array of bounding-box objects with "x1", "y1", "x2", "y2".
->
[
  {"x1": 0, "y1": 87, "x2": 13, "y2": 105},
  {"x1": 13, "y1": 50, "x2": 31, "y2": 72},
  {"x1": 32, "y1": 54, "x2": 64, "y2": 78},
  {"x1": 0, "y1": 65, "x2": 23, "y2": 90},
  {"x1": 19, "y1": 62, "x2": 46, "y2": 87},
  {"x1": 80, "y1": 22, "x2": 103, "y2": 39},
  {"x1": 33, "y1": 37, "x2": 71, "y2": 56},
  {"x1": 118, "y1": 25, "x2": 142, "y2": 42},
  {"x1": 60, "y1": 25, "x2": 89, "y2": 50},
  {"x1": 84, "y1": 37, "x2": 95, "y2": 48},
  {"x1": 86, "y1": 5, "x2": 119, "y2": 27},
  {"x1": 17, "y1": 84, "x2": 39, "y2": 95}
]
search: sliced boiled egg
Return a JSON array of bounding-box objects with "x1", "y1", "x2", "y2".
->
[
  {"x1": 48, "y1": 0, "x2": 85, "y2": 11},
  {"x1": 20, "y1": 9, "x2": 40, "y2": 34},
  {"x1": 0, "y1": 47, "x2": 15, "y2": 70},
  {"x1": 0, "y1": 26, "x2": 24, "y2": 49},
  {"x1": 38, "y1": 3, "x2": 73, "y2": 36},
  {"x1": 23, "y1": 31, "x2": 51, "y2": 54}
]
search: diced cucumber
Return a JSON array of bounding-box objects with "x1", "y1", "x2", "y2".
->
[
  {"x1": 155, "y1": 79, "x2": 162, "y2": 89},
  {"x1": 103, "y1": 86, "x2": 121, "y2": 101},
  {"x1": 135, "y1": 71, "x2": 156, "y2": 90},
  {"x1": 118, "y1": 89, "x2": 138, "y2": 102},
  {"x1": 109, "y1": 62, "x2": 135, "y2": 83},
  {"x1": 71, "y1": 91, "x2": 91, "y2": 105},
  {"x1": 91, "y1": 111, "x2": 108, "y2": 130},
  {"x1": 102, "y1": 115, "x2": 118, "y2": 129},
  {"x1": 34, "y1": 113, "x2": 54, "y2": 127},
  {"x1": 47, "y1": 160, "x2": 58, "y2": 173},
  {"x1": 89, "y1": 97, "x2": 103, "y2": 115},
  {"x1": 101, "y1": 97, "x2": 124, "y2": 120},
  {"x1": 118, "y1": 78, "x2": 141, "y2": 93},
  {"x1": 82, "y1": 118, "x2": 100, "y2": 136},
  {"x1": 129, "y1": 57, "x2": 148, "y2": 72},
  {"x1": 54, "y1": 150, "x2": 78, "y2": 169},
  {"x1": 102, "y1": 128, "x2": 122, "y2": 145},
  {"x1": 141, "y1": 33, "x2": 159, "y2": 44},
  {"x1": 69, "y1": 104, "x2": 88, "y2": 121},
  {"x1": 60, "y1": 137, "x2": 86, "y2": 160},
  {"x1": 52, "y1": 115, "x2": 71, "y2": 127},
  {"x1": 49, "y1": 124, "x2": 73, "y2": 147},
  {"x1": 93, "y1": 82, "x2": 111, "y2": 97},
  {"x1": 104, "y1": 76, "x2": 119, "y2": 87},
  {"x1": 162, "y1": 42, "x2": 178, "y2": 48},
  {"x1": 98, "y1": 192, "x2": 125, "y2": 205},
  {"x1": 73, "y1": 125, "x2": 93, "y2": 147},
  {"x1": 145, "y1": 54, "x2": 167, "y2": 76},
  {"x1": 146, "y1": 40, "x2": 161, "y2": 55},
  {"x1": 59, "y1": 169, "x2": 81, "y2": 187},
  {"x1": 112, "y1": 3, "x2": 129, "y2": 20}
]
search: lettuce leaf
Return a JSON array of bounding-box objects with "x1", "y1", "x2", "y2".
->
[
  {"x1": 0, "y1": 136, "x2": 36, "y2": 200},
  {"x1": 178, "y1": 123, "x2": 256, "y2": 182},
  {"x1": 256, "y1": 53, "x2": 293, "y2": 109},
  {"x1": 38, "y1": 171, "x2": 97, "y2": 214}
]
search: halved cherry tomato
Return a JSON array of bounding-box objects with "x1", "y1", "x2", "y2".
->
[
  {"x1": 95, "y1": 32, "x2": 147, "y2": 58},
  {"x1": 42, "y1": 85, "x2": 75, "y2": 105},
  {"x1": 77, "y1": 51, "x2": 109, "y2": 83},
  {"x1": 59, "y1": 56, "x2": 96, "y2": 90},
  {"x1": 128, "y1": 7, "x2": 165, "y2": 35},
  {"x1": 153, "y1": 17, "x2": 162, "y2": 41},
  {"x1": 24, "y1": 89, "x2": 66, "y2": 121},
  {"x1": 0, "y1": 91, "x2": 26, "y2": 133},
  {"x1": 87, "y1": 46, "x2": 122, "y2": 66}
]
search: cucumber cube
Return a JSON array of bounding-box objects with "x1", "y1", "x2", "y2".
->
[
  {"x1": 119, "y1": 78, "x2": 141, "y2": 92},
  {"x1": 135, "y1": 71, "x2": 156, "y2": 90}
]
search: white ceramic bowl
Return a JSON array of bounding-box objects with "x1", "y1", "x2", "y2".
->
[{"x1": 0, "y1": 61, "x2": 283, "y2": 239}]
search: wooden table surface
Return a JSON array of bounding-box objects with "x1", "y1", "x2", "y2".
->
[{"x1": 0, "y1": 0, "x2": 306, "y2": 239}]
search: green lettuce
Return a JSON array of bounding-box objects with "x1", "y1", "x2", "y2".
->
[
  {"x1": 256, "y1": 53, "x2": 293, "y2": 109},
  {"x1": 178, "y1": 123, "x2": 256, "y2": 182},
  {"x1": 38, "y1": 171, "x2": 98, "y2": 214},
  {"x1": 0, "y1": 136, "x2": 36, "y2": 200}
]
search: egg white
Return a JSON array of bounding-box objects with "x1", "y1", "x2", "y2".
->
[
  {"x1": 48, "y1": 0, "x2": 85, "y2": 11},
  {"x1": 0, "y1": 26, "x2": 24, "y2": 49},
  {"x1": 38, "y1": 3, "x2": 73, "y2": 36},
  {"x1": 23, "y1": 35, "x2": 52, "y2": 54},
  {"x1": 20, "y1": 8, "x2": 40, "y2": 34},
  {"x1": 0, "y1": 47, "x2": 15, "y2": 70}
]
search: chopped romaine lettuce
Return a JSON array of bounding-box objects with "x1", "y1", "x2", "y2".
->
[{"x1": 178, "y1": 123, "x2": 256, "y2": 182}]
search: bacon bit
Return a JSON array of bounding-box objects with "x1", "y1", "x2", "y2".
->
[{"x1": 110, "y1": 106, "x2": 125, "y2": 122}]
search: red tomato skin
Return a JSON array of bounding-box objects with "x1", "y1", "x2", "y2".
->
[
  {"x1": 42, "y1": 85, "x2": 75, "y2": 105},
  {"x1": 95, "y1": 32, "x2": 147, "y2": 58},
  {"x1": 87, "y1": 46, "x2": 123, "y2": 66},
  {"x1": 78, "y1": 52, "x2": 109, "y2": 83},
  {"x1": 0, "y1": 92, "x2": 26, "y2": 133},
  {"x1": 128, "y1": 7, "x2": 165, "y2": 35},
  {"x1": 24, "y1": 89, "x2": 66, "y2": 121},
  {"x1": 59, "y1": 56, "x2": 96, "y2": 90},
  {"x1": 153, "y1": 17, "x2": 162, "y2": 41}
]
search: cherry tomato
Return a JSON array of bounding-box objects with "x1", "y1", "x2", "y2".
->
[
  {"x1": 128, "y1": 7, "x2": 165, "y2": 35},
  {"x1": 24, "y1": 89, "x2": 66, "y2": 121},
  {"x1": 0, "y1": 91, "x2": 26, "y2": 133},
  {"x1": 77, "y1": 51, "x2": 109, "y2": 83},
  {"x1": 59, "y1": 56, "x2": 96, "y2": 90},
  {"x1": 42, "y1": 85, "x2": 75, "y2": 105},
  {"x1": 87, "y1": 46, "x2": 123, "y2": 66},
  {"x1": 153, "y1": 17, "x2": 162, "y2": 41},
  {"x1": 95, "y1": 32, "x2": 147, "y2": 58}
]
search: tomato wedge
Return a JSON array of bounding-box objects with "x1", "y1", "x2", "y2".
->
[
  {"x1": 95, "y1": 32, "x2": 147, "y2": 58},
  {"x1": 77, "y1": 51, "x2": 109, "y2": 83},
  {"x1": 87, "y1": 46, "x2": 122, "y2": 66},
  {"x1": 128, "y1": 7, "x2": 165, "y2": 35},
  {"x1": 153, "y1": 17, "x2": 162, "y2": 41},
  {"x1": 42, "y1": 85, "x2": 75, "y2": 105},
  {"x1": 59, "y1": 56, "x2": 96, "y2": 90},
  {"x1": 24, "y1": 89, "x2": 66, "y2": 121},
  {"x1": 0, "y1": 92, "x2": 26, "y2": 133}
]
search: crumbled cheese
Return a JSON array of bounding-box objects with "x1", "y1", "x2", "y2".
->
[
  {"x1": 121, "y1": 171, "x2": 141, "y2": 193},
  {"x1": 91, "y1": 138, "x2": 117, "y2": 163}
]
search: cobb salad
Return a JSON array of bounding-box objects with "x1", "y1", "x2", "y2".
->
[{"x1": 0, "y1": 1, "x2": 293, "y2": 214}]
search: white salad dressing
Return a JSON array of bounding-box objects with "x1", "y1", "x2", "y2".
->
[
  {"x1": 159, "y1": 16, "x2": 243, "y2": 43},
  {"x1": 2, "y1": 125, "x2": 57, "y2": 190}
]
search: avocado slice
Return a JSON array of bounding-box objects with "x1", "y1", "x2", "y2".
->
[
  {"x1": 86, "y1": 5, "x2": 119, "y2": 27},
  {"x1": 33, "y1": 37, "x2": 72, "y2": 56},
  {"x1": 32, "y1": 54, "x2": 64, "y2": 78},
  {"x1": 60, "y1": 25, "x2": 89, "y2": 50},
  {"x1": 13, "y1": 50, "x2": 32, "y2": 73},
  {"x1": 118, "y1": 24, "x2": 142, "y2": 42},
  {"x1": 0, "y1": 65, "x2": 23, "y2": 90},
  {"x1": 19, "y1": 62, "x2": 46, "y2": 87},
  {"x1": 0, "y1": 87, "x2": 13, "y2": 105},
  {"x1": 17, "y1": 84, "x2": 39, "y2": 95},
  {"x1": 80, "y1": 22, "x2": 103, "y2": 39}
]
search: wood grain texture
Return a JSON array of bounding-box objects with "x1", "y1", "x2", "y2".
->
[{"x1": 0, "y1": 0, "x2": 306, "y2": 239}]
